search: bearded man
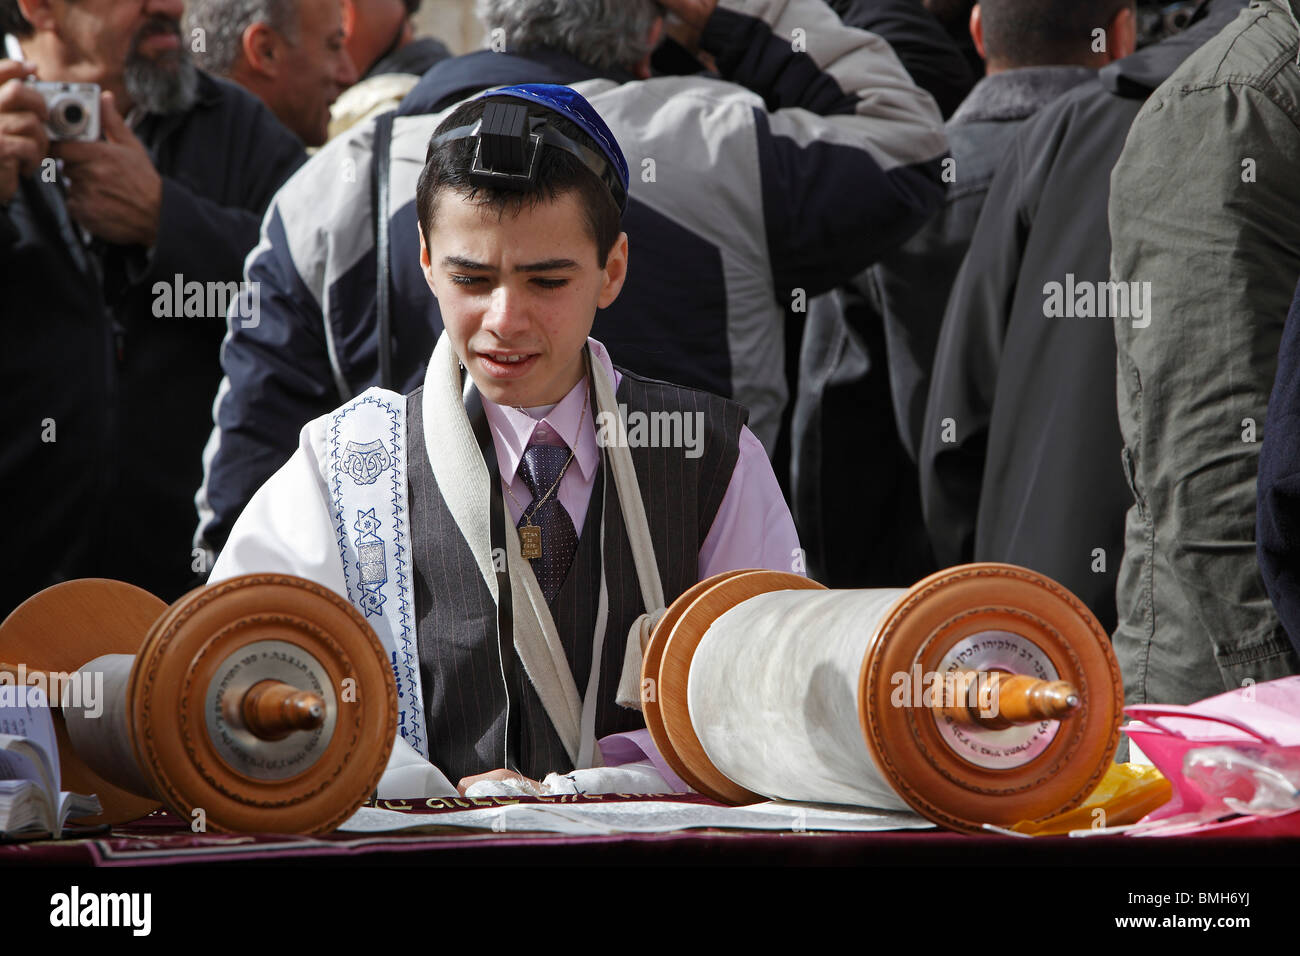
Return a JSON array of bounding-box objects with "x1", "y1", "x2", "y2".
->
[{"x1": 0, "y1": 0, "x2": 305, "y2": 614}]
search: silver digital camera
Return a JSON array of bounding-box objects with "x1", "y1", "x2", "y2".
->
[{"x1": 30, "y1": 81, "x2": 101, "y2": 142}]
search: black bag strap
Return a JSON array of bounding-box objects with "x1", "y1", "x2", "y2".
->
[{"x1": 372, "y1": 110, "x2": 395, "y2": 390}]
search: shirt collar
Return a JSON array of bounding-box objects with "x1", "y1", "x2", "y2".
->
[{"x1": 479, "y1": 338, "x2": 618, "y2": 483}]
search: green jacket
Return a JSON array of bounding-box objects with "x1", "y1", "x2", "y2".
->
[{"x1": 1110, "y1": 0, "x2": 1300, "y2": 705}]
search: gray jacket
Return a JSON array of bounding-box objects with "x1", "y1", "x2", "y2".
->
[{"x1": 1109, "y1": 0, "x2": 1300, "y2": 705}]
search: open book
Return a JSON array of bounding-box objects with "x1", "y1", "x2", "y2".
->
[{"x1": 0, "y1": 685, "x2": 100, "y2": 839}]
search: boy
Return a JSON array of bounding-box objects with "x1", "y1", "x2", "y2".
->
[{"x1": 211, "y1": 85, "x2": 799, "y2": 794}]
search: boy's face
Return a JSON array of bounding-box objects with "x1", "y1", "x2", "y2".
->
[{"x1": 420, "y1": 189, "x2": 628, "y2": 408}]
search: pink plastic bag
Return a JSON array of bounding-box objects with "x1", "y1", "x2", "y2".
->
[{"x1": 1123, "y1": 676, "x2": 1300, "y2": 836}]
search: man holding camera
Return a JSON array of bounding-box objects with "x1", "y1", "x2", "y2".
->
[{"x1": 0, "y1": 0, "x2": 305, "y2": 617}]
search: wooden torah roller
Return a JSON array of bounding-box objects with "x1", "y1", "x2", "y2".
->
[
  {"x1": 642, "y1": 563, "x2": 1123, "y2": 833},
  {"x1": 0, "y1": 574, "x2": 397, "y2": 834}
]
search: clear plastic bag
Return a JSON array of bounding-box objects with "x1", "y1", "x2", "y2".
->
[{"x1": 1183, "y1": 745, "x2": 1300, "y2": 817}]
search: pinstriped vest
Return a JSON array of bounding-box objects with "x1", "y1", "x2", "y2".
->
[{"x1": 407, "y1": 370, "x2": 746, "y2": 782}]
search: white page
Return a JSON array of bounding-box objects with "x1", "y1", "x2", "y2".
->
[
  {"x1": 56, "y1": 791, "x2": 102, "y2": 832},
  {"x1": 339, "y1": 800, "x2": 933, "y2": 835},
  {"x1": 0, "y1": 685, "x2": 59, "y2": 793},
  {"x1": 0, "y1": 739, "x2": 55, "y2": 799}
]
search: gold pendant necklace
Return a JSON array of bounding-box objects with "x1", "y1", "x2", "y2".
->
[
  {"x1": 518, "y1": 524, "x2": 543, "y2": 560},
  {"x1": 504, "y1": 385, "x2": 589, "y2": 560}
]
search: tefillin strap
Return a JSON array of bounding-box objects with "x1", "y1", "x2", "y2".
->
[
  {"x1": 430, "y1": 101, "x2": 628, "y2": 213},
  {"x1": 464, "y1": 383, "x2": 522, "y2": 772}
]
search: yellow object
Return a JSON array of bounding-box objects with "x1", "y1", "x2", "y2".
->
[{"x1": 1011, "y1": 763, "x2": 1172, "y2": 835}]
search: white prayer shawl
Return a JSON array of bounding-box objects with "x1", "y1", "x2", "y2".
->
[{"x1": 209, "y1": 333, "x2": 665, "y2": 792}]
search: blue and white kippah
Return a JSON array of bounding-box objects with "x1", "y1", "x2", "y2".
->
[{"x1": 430, "y1": 83, "x2": 630, "y2": 214}]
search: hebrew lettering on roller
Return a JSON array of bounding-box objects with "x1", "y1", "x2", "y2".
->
[
  {"x1": 0, "y1": 575, "x2": 397, "y2": 834},
  {"x1": 640, "y1": 563, "x2": 1124, "y2": 833}
]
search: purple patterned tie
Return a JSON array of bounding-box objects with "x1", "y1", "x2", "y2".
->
[{"x1": 518, "y1": 443, "x2": 579, "y2": 602}]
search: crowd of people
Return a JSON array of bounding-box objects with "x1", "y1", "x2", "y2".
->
[{"x1": 4, "y1": 0, "x2": 1300, "y2": 722}]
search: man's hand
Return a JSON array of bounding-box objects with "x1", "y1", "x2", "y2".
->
[
  {"x1": 659, "y1": 0, "x2": 717, "y2": 29},
  {"x1": 54, "y1": 91, "x2": 162, "y2": 245},
  {"x1": 660, "y1": 0, "x2": 719, "y2": 52},
  {"x1": 0, "y1": 60, "x2": 49, "y2": 205},
  {"x1": 457, "y1": 768, "x2": 544, "y2": 796}
]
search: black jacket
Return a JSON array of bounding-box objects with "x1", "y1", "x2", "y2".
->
[
  {"x1": 917, "y1": 0, "x2": 1246, "y2": 632},
  {"x1": 367, "y1": 35, "x2": 450, "y2": 80},
  {"x1": 0, "y1": 69, "x2": 304, "y2": 614},
  {"x1": 827, "y1": 0, "x2": 975, "y2": 118}
]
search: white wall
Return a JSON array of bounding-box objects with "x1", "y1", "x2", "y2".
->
[{"x1": 414, "y1": 0, "x2": 484, "y2": 55}]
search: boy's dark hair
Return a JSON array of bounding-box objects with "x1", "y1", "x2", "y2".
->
[
  {"x1": 415, "y1": 96, "x2": 622, "y2": 268},
  {"x1": 980, "y1": 0, "x2": 1136, "y2": 67}
]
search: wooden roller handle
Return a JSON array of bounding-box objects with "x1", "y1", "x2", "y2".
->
[
  {"x1": 932, "y1": 671, "x2": 1080, "y2": 729},
  {"x1": 4, "y1": 663, "x2": 328, "y2": 741},
  {"x1": 241, "y1": 680, "x2": 326, "y2": 740}
]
